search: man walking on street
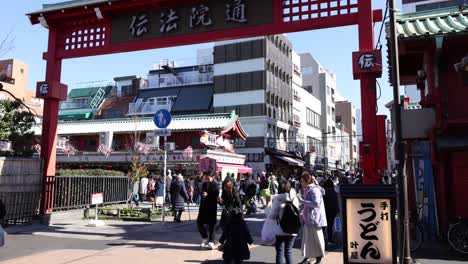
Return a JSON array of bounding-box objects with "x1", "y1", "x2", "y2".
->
[{"x1": 197, "y1": 171, "x2": 220, "y2": 250}]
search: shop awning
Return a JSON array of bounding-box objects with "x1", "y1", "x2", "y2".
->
[
  {"x1": 274, "y1": 155, "x2": 305, "y2": 167},
  {"x1": 216, "y1": 163, "x2": 253, "y2": 174},
  {"x1": 58, "y1": 112, "x2": 93, "y2": 120}
]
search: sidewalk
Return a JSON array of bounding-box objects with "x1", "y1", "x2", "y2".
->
[{"x1": 1, "y1": 208, "x2": 343, "y2": 264}]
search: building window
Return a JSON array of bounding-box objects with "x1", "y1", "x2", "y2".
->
[
  {"x1": 352, "y1": 117, "x2": 356, "y2": 125},
  {"x1": 307, "y1": 137, "x2": 321, "y2": 153},
  {"x1": 353, "y1": 145, "x2": 357, "y2": 152},
  {"x1": 306, "y1": 108, "x2": 320, "y2": 128},
  {"x1": 103, "y1": 109, "x2": 122, "y2": 119},
  {"x1": 331, "y1": 88, "x2": 335, "y2": 95}
]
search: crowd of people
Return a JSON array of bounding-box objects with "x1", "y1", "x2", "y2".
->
[
  {"x1": 191, "y1": 170, "x2": 342, "y2": 264},
  {"x1": 132, "y1": 169, "x2": 343, "y2": 264}
]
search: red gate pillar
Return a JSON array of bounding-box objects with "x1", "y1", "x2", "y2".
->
[
  {"x1": 38, "y1": 28, "x2": 64, "y2": 214},
  {"x1": 357, "y1": 0, "x2": 380, "y2": 184}
]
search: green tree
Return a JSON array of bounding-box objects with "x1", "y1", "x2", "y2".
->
[{"x1": 0, "y1": 100, "x2": 36, "y2": 156}]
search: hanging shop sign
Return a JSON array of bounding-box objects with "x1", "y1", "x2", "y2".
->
[
  {"x1": 199, "y1": 157, "x2": 217, "y2": 173},
  {"x1": 341, "y1": 184, "x2": 397, "y2": 264},
  {"x1": 352, "y1": 50, "x2": 383, "y2": 79}
]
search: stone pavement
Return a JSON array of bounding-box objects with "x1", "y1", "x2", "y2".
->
[
  {"x1": 0, "y1": 207, "x2": 343, "y2": 264},
  {"x1": 3, "y1": 206, "x2": 465, "y2": 263}
]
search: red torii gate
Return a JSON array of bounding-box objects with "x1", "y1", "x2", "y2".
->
[{"x1": 27, "y1": 0, "x2": 386, "y2": 214}]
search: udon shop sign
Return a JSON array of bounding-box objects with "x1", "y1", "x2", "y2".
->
[
  {"x1": 341, "y1": 185, "x2": 397, "y2": 264},
  {"x1": 111, "y1": 0, "x2": 273, "y2": 44}
]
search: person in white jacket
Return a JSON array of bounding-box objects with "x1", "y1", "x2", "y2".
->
[{"x1": 267, "y1": 181, "x2": 300, "y2": 264}]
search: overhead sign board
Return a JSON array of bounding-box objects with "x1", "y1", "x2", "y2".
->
[
  {"x1": 154, "y1": 109, "x2": 172, "y2": 129},
  {"x1": 111, "y1": 0, "x2": 274, "y2": 44}
]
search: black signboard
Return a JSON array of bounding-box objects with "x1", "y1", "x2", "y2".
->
[{"x1": 111, "y1": 0, "x2": 274, "y2": 44}]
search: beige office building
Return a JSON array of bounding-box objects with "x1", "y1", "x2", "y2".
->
[
  {"x1": 336, "y1": 101, "x2": 358, "y2": 169},
  {"x1": 0, "y1": 59, "x2": 43, "y2": 116}
]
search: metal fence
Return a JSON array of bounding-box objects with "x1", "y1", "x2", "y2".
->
[
  {"x1": 53, "y1": 176, "x2": 132, "y2": 210},
  {"x1": 0, "y1": 191, "x2": 41, "y2": 225}
]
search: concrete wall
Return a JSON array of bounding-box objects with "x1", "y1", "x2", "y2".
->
[{"x1": 0, "y1": 158, "x2": 42, "y2": 193}]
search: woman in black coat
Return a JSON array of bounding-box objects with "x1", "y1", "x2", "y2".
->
[
  {"x1": 323, "y1": 178, "x2": 339, "y2": 244},
  {"x1": 170, "y1": 175, "x2": 189, "y2": 222},
  {"x1": 218, "y1": 176, "x2": 243, "y2": 231},
  {"x1": 219, "y1": 209, "x2": 253, "y2": 264},
  {"x1": 197, "y1": 172, "x2": 220, "y2": 249}
]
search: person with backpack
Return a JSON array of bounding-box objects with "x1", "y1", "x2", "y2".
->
[
  {"x1": 298, "y1": 172, "x2": 327, "y2": 264},
  {"x1": 266, "y1": 181, "x2": 300, "y2": 264}
]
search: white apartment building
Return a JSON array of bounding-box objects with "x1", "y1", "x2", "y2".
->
[
  {"x1": 402, "y1": 0, "x2": 467, "y2": 13},
  {"x1": 301, "y1": 53, "x2": 350, "y2": 170},
  {"x1": 291, "y1": 52, "x2": 322, "y2": 168}
]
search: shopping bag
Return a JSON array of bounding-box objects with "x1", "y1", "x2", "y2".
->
[{"x1": 261, "y1": 218, "x2": 281, "y2": 245}]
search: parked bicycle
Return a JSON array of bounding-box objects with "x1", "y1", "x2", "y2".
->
[
  {"x1": 409, "y1": 204, "x2": 424, "y2": 252},
  {"x1": 448, "y1": 217, "x2": 468, "y2": 254}
]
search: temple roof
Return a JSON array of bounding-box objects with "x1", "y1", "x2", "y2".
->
[
  {"x1": 33, "y1": 112, "x2": 248, "y2": 139},
  {"x1": 390, "y1": 7, "x2": 468, "y2": 39}
]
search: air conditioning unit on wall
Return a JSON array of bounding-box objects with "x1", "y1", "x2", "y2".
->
[{"x1": 164, "y1": 142, "x2": 176, "y2": 151}]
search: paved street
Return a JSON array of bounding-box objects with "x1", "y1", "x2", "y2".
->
[
  {"x1": 1, "y1": 206, "x2": 467, "y2": 264},
  {"x1": 0, "y1": 208, "x2": 343, "y2": 264}
]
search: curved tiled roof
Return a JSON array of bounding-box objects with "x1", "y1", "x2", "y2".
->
[
  {"x1": 393, "y1": 7, "x2": 468, "y2": 38},
  {"x1": 33, "y1": 112, "x2": 248, "y2": 137}
]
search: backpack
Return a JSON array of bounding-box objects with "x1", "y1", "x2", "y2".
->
[
  {"x1": 0, "y1": 198, "x2": 6, "y2": 220},
  {"x1": 246, "y1": 182, "x2": 257, "y2": 197},
  {"x1": 279, "y1": 198, "x2": 302, "y2": 234}
]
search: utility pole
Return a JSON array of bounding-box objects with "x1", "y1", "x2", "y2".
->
[{"x1": 388, "y1": 0, "x2": 411, "y2": 263}]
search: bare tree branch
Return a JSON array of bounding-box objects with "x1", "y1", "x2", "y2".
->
[
  {"x1": 0, "y1": 28, "x2": 15, "y2": 59},
  {"x1": 0, "y1": 84, "x2": 38, "y2": 117}
]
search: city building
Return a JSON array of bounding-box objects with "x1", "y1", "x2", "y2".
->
[
  {"x1": 402, "y1": 0, "x2": 468, "y2": 13},
  {"x1": 59, "y1": 84, "x2": 113, "y2": 120},
  {"x1": 0, "y1": 59, "x2": 43, "y2": 115},
  {"x1": 336, "y1": 101, "x2": 358, "y2": 169},
  {"x1": 300, "y1": 53, "x2": 341, "y2": 171},
  {"x1": 130, "y1": 59, "x2": 214, "y2": 117},
  {"x1": 213, "y1": 36, "x2": 305, "y2": 175},
  {"x1": 291, "y1": 51, "x2": 322, "y2": 171}
]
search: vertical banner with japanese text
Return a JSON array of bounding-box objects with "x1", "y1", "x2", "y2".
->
[
  {"x1": 346, "y1": 198, "x2": 393, "y2": 263},
  {"x1": 340, "y1": 185, "x2": 397, "y2": 264}
]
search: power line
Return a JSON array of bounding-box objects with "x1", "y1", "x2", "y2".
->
[{"x1": 376, "y1": 0, "x2": 390, "y2": 50}]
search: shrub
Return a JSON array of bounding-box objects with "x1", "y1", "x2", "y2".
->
[{"x1": 56, "y1": 169, "x2": 126, "y2": 177}]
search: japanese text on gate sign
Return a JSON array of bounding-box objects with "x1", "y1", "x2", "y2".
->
[
  {"x1": 346, "y1": 198, "x2": 392, "y2": 264},
  {"x1": 111, "y1": 0, "x2": 273, "y2": 43},
  {"x1": 91, "y1": 193, "x2": 104, "y2": 205}
]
